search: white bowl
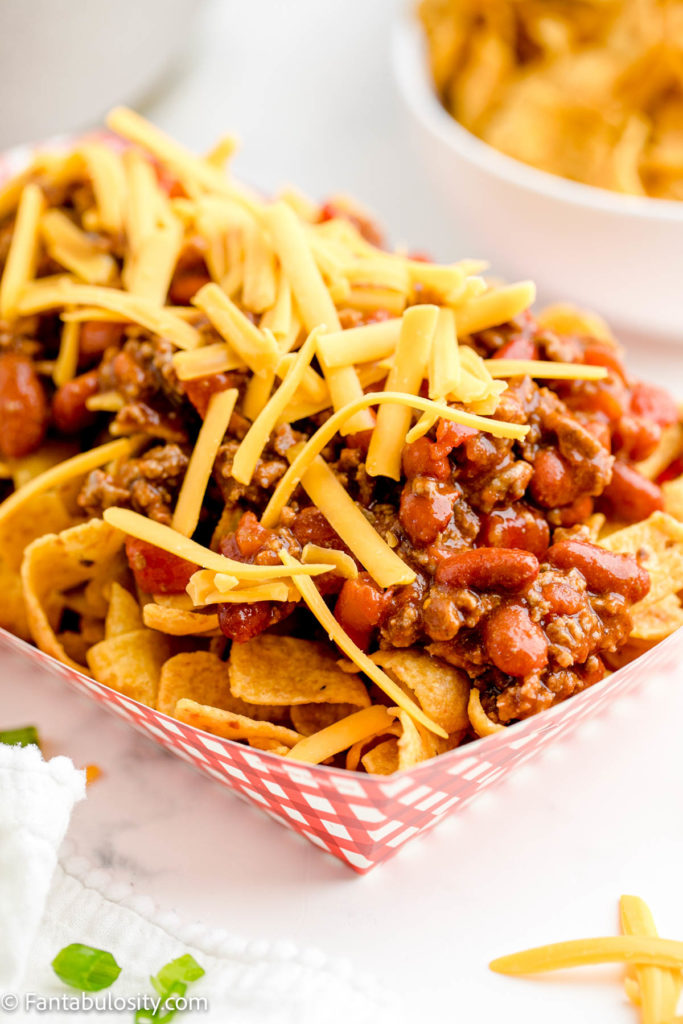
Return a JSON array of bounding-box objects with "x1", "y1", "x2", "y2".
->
[
  {"x1": 392, "y1": 16, "x2": 683, "y2": 342},
  {"x1": 0, "y1": 0, "x2": 198, "y2": 150}
]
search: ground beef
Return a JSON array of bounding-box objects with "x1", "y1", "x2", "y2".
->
[{"x1": 78, "y1": 444, "x2": 189, "y2": 524}]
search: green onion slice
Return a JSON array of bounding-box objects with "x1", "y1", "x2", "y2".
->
[
  {"x1": 136, "y1": 954, "x2": 205, "y2": 1022},
  {"x1": 51, "y1": 943, "x2": 121, "y2": 991},
  {"x1": 0, "y1": 725, "x2": 40, "y2": 748}
]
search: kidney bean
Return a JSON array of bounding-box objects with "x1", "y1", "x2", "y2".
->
[
  {"x1": 542, "y1": 580, "x2": 583, "y2": 616},
  {"x1": 612, "y1": 415, "x2": 661, "y2": 463},
  {"x1": 436, "y1": 419, "x2": 478, "y2": 450},
  {"x1": 291, "y1": 505, "x2": 345, "y2": 551},
  {"x1": 580, "y1": 417, "x2": 612, "y2": 451},
  {"x1": 169, "y1": 268, "x2": 212, "y2": 306},
  {"x1": 567, "y1": 380, "x2": 627, "y2": 423},
  {"x1": 402, "y1": 436, "x2": 451, "y2": 481},
  {"x1": 630, "y1": 381, "x2": 679, "y2": 427},
  {"x1": 602, "y1": 461, "x2": 663, "y2": 523},
  {"x1": 234, "y1": 511, "x2": 271, "y2": 558},
  {"x1": 334, "y1": 573, "x2": 387, "y2": 650},
  {"x1": 52, "y1": 370, "x2": 99, "y2": 434},
  {"x1": 184, "y1": 372, "x2": 238, "y2": 418},
  {"x1": 435, "y1": 548, "x2": 539, "y2": 591},
  {"x1": 554, "y1": 494, "x2": 594, "y2": 527},
  {"x1": 483, "y1": 603, "x2": 548, "y2": 677},
  {"x1": 529, "y1": 449, "x2": 577, "y2": 507},
  {"x1": 218, "y1": 601, "x2": 276, "y2": 644},
  {"x1": 111, "y1": 350, "x2": 150, "y2": 400},
  {"x1": 79, "y1": 321, "x2": 125, "y2": 362},
  {"x1": 494, "y1": 335, "x2": 537, "y2": 360},
  {"x1": 125, "y1": 536, "x2": 198, "y2": 594},
  {"x1": 546, "y1": 538, "x2": 650, "y2": 603},
  {"x1": 658, "y1": 456, "x2": 683, "y2": 484},
  {"x1": 399, "y1": 483, "x2": 457, "y2": 547},
  {"x1": 345, "y1": 428, "x2": 374, "y2": 453},
  {"x1": 477, "y1": 505, "x2": 549, "y2": 557},
  {"x1": 0, "y1": 352, "x2": 49, "y2": 458}
]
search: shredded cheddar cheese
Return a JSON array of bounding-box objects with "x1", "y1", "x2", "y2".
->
[
  {"x1": 262, "y1": 389, "x2": 529, "y2": 529},
  {"x1": 52, "y1": 319, "x2": 81, "y2": 387},
  {"x1": 297, "y1": 454, "x2": 414, "y2": 587},
  {"x1": 0, "y1": 183, "x2": 44, "y2": 320},
  {"x1": 103, "y1": 507, "x2": 332, "y2": 582},
  {"x1": 230, "y1": 329, "x2": 319, "y2": 484},
  {"x1": 172, "y1": 387, "x2": 238, "y2": 537},
  {"x1": 263, "y1": 201, "x2": 374, "y2": 434},
  {"x1": 0, "y1": 438, "x2": 135, "y2": 529},
  {"x1": 280, "y1": 550, "x2": 447, "y2": 738},
  {"x1": 193, "y1": 282, "x2": 278, "y2": 373},
  {"x1": 286, "y1": 705, "x2": 398, "y2": 765},
  {"x1": 41, "y1": 209, "x2": 116, "y2": 284},
  {"x1": 455, "y1": 281, "x2": 537, "y2": 335},
  {"x1": 366, "y1": 305, "x2": 439, "y2": 480}
]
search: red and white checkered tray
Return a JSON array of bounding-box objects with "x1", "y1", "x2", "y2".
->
[
  {"x1": 3, "y1": 626, "x2": 680, "y2": 872},
  {"x1": 2, "y1": 137, "x2": 680, "y2": 870}
]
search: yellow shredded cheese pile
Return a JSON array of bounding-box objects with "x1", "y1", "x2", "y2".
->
[{"x1": 0, "y1": 108, "x2": 609, "y2": 739}]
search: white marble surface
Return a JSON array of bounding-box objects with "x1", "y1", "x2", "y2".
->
[{"x1": 4, "y1": 0, "x2": 683, "y2": 1020}]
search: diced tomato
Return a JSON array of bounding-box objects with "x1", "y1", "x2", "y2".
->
[
  {"x1": 125, "y1": 537, "x2": 198, "y2": 594},
  {"x1": 494, "y1": 336, "x2": 537, "y2": 360},
  {"x1": 582, "y1": 343, "x2": 626, "y2": 381},
  {"x1": 630, "y1": 381, "x2": 679, "y2": 427},
  {"x1": 184, "y1": 372, "x2": 236, "y2": 418},
  {"x1": 436, "y1": 420, "x2": 478, "y2": 451},
  {"x1": 334, "y1": 574, "x2": 387, "y2": 650}
]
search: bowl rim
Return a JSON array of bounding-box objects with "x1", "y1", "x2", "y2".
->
[{"x1": 392, "y1": 13, "x2": 683, "y2": 225}]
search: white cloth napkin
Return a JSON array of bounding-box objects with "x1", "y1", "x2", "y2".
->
[{"x1": 0, "y1": 744, "x2": 398, "y2": 1024}]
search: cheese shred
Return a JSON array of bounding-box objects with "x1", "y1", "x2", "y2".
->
[{"x1": 280, "y1": 551, "x2": 447, "y2": 739}]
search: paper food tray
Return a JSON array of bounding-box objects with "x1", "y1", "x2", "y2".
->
[{"x1": 3, "y1": 626, "x2": 679, "y2": 873}]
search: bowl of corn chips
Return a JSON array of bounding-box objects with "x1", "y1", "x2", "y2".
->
[{"x1": 393, "y1": 3, "x2": 683, "y2": 341}]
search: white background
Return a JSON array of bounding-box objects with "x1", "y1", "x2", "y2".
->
[{"x1": 5, "y1": 0, "x2": 683, "y2": 1020}]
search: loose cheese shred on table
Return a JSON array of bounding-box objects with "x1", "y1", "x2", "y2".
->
[
  {"x1": 231, "y1": 328, "x2": 320, "y2": 485},
  {"x1": 0, "y1": 182, "x2": 44, "y2": 320},
  {"x1": 490, "y1": 936, "x2": 683, "y2": 974},
  {"x1": 492, "y1": 895, "x2": 683, "y2": 1024},
  {"x1": 280, "y1": 550, "x2": 447, "y2": 739},
  {"x1": 620, "y1": 895, "x2": 682, "y2": 1024},
  {"x1": 286, "y1": 705, "x2": 398, "y2": 765},
  {"x1": 261, "y1": 389, "x2": 529, "y2": 529},
  {"x1": 103, "y1": 507, "x2": 333, "y2": 582},
  {"x1": 263, "y1": 200, "x2": 374, "y2": 435},
  {"x1": 298, "y1": 454, "x2": 415, "y2": 587},
  {"x1": 172, "y1": 387, "x2": 239, "y2": 537},
  {"x1": 366, "y1": 305, "x2": 440, "y2": 480}
]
